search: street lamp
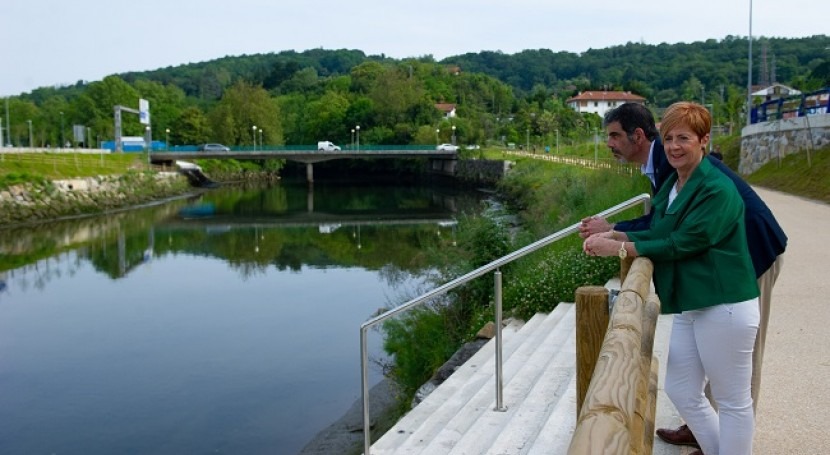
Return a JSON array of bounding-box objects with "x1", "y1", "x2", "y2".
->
[
  {"x1": 60, "y1": 111, "x2": 65, "y2": 148},
  {"x1": 435, "y1": 128, "x2": 440, "y2": 145},
  {"x1": 145, "y1": 126, "x2": 152, "y2": 166},
  {"x1": 746, "y1": 0, "x2": 753, "y2": 127},
  {"x1": 351, "y1": 128, "x2": 355, "y2": 150},
  {"x1": 451, "y1": 125, "x2": 456, "y2": 146},
  {"x1": 355, "y1": 125, "x2": 360, "y2": 151},
  {"x1": 27, "y1": 120, "x2": 33, "y2": 148},
  {"x1": 252, "y1": 125, "x2": 257, "y2": 150},
  {"x1": 165, "y1": 128, "x2": 170, "y2": 150},
  {"x1": 259, "y1": 128, "x2": 263, "y2": 149},
  {"x1": 556, "y1": 129, "x2": 560, "y2": 154},
  {"x1": 704, "y1": 104, "x2": 714, "y2": 152}
]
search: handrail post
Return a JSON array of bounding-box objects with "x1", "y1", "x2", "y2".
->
[
  {"x1": 494, "y1": 269, "x2": 506, "y2": 411},
  {"x1": 575, "y1": 286, "x2": 610, "y2": 416},
  {"x1": 361, "y1": 327, "x2": 372, "y2": 455}
]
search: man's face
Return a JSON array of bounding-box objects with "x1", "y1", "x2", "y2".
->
[{"x1": 605, "y1": 121, "x2": 638, "y2": 163}]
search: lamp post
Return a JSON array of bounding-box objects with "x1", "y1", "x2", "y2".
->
[
  {"x1": 451, "y1": 125, "x2": 456, "y2": 146},
  {"x1": 594, "y1": 127, "x2": 599, "y2": 164},
  {"x1": 435, "y1": 128, "x2": 440, "y2": 145},
  {"x1": 526, "y1": 127, "x2": 530, "y2": 152},
  {"x1": 27, "y1": 120, "x2": 33, "y2": 148},
  {"x1": 355, "y1": 125, "x2": 360, "y2": 151},
  {"x1": 252, "y1": 125, "x2": 257, "y2": 151},
  {"x1": 60, "y1": 111, "x2": 65, "y2": 148},
  {"x1": 704, "y1": 104, "x2": 714, "y2": 152},
  {"x1": 555, "y1": 129, "x2": 560, "y2": 154},
  {"x1": 145, "y1": 126, "x2": 152, "y2": 167},
  {"x1": 746, "y1": 0, "x2": 753, "y2": 126},
  {"x1": 351, "y1": 128, "x2": 355, "y2": 150},
  {"x1": 165, "y1": 128, "x2": 170, "y2": 150},
  {"x1": 259, "y1": 128, "x2": 263, "y2": 149}
]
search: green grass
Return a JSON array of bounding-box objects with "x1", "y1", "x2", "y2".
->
[
  {"x1": 0, "y1": 152, "x2": 145, "y2": 189},
  {"x1": 745, "y1": 145, "x2": 830, "y2": 204}
]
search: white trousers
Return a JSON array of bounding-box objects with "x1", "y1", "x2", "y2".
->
[{"x1": 665, "y1": 299, "x2": 760, "y2": 455}]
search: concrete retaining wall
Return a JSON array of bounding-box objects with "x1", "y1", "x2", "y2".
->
[
  {"x1": 455, "y1": 159, "x2": 512, "y2": 185},
  {"x1": 739, "y1": 114, "x2": 830, "y2": 175}
]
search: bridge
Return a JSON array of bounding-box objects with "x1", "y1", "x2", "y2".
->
[
  {"x1": 150, "y1": 145, "x2": 456, "y2": 163},
  {"x1": 150, "y1": 146, "x2": 459, "y2": 183}
]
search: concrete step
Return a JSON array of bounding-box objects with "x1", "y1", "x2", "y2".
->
[
  {"x1": 370, "y1": 304, "x2": 574, "y2": 455},
  {"x1": 369, "y1": 305, "x2": 686, "y2": 455},
  {"x1": 369, "y1": 315, "x2": 540, "y2": 454}
]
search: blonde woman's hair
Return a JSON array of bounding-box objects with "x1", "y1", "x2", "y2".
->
[{"x1": 659, "y1": 102, "x2": 711, "y2": 141}]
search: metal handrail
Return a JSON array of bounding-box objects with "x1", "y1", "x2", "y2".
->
[{"x1": 359, "y1": 193, "x2": 652, "y2": 455}]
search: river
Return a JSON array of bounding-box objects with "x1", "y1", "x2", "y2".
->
[{"x1": 0, "y1": 178, "x2": 490, "y2": 455}]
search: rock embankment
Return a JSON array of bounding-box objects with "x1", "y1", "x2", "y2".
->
[{"x1": 0, "y1": 172, "x2": 191, "y2": 227}]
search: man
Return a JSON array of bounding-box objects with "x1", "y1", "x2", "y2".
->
[{"x1": 579, "y1": 102, "x2": 788, "y2": 450}]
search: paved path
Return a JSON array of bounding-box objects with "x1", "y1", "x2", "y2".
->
[{"x1": 750, "y1": 187, "x2": 830, "y2": 455}]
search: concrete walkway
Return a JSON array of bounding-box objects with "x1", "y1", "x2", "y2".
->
[{"x1": 750, "y1": 187, "x2": 830, "y2": 455}]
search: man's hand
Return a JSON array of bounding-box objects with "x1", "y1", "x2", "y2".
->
[{"x1": 578, "y1": 216, "x2": 613, "y2": 239}]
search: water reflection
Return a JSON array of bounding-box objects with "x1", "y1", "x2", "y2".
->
[{"x1": 0, "y1": 179, "x2": 487, "y2": 455}]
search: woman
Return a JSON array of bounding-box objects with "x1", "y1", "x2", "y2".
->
[{"x1": 582, "y1": 102, "x2": 759, "y2": 455}]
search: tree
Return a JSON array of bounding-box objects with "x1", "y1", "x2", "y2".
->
[
  {"x1": 171, "y1": 107, "x2": 211, "y2": 145},
  {"x1": 133, "y1": 80, "x2": 187, "y2": 136},
  {"x1": 369, "y1": 66, "x2": 425, "y2": 126},
  {"x1": 208, "y1": 81, "x2": 282, "y2": 146}
]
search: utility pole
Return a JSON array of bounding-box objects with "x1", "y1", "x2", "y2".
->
[{"x1": 746, "y1": 0, "x2": 753, "y2": 127}]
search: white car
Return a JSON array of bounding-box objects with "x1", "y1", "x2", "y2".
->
[
  {"x1": 436, "y1": 143, "x2": 459, "y2": 151},
  {"x1": 317, "y1": 141, "x2": 341, "y2": 151}
]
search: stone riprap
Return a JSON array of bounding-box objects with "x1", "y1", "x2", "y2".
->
[{"x1": 0, "y1": 172, "x2": 191, "y2": 227}]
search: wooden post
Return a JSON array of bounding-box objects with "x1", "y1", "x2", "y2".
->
[
  {"x1": 569, "y1": 258, "x2": 654, "y2": 455},
  {"x1": 620, "y1": 256, "x2": 634, "y2": 284},
  {"x1": 630, "y1": 292, "x2": 660, "y2": 454},
  {"x1": 644, "y1": 358, "x2": 660, "y2": 455},
  {"x1": 575, "y1": 285, "x2": 609, "y2": 416}
]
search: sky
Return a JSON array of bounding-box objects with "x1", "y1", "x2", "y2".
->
[{"x1": 1, "y1": 0, "x2": 828, "y2": 97}]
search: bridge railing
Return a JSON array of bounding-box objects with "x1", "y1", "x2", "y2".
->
[
  {"x1": 751, "y1": 87, "x2": 830, "y2": 124},
  {"x1": 358, "y1": 193, "x2": 652, "y2": 455},
  {"x1": 161, "y1": 144, "x2": 444, "y2": 153}
]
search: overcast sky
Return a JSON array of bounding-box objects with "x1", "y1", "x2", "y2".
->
[{"x1": 1, "y1": 0, "x2": 827, "y2": 97}]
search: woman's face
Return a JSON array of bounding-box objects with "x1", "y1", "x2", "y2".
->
[{"x1": 663, "y1": 124, "x2": 709, "y2": 175}]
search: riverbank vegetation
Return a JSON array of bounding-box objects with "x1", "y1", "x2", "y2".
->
[{"x1": 381, "y1": 156, "x2": 647, "y2": 411}]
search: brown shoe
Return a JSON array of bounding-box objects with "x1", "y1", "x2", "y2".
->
[{"x1": 655, "y1": 424, "x2": 699, "y2": 447}]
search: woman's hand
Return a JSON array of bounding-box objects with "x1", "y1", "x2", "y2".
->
[{"x1": 583, "y1": 234, "x2": 619, "y2": 257}]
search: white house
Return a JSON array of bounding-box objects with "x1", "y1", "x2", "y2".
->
[
  {"x1": 434, "y1": 103, "x2": 457, "y2": 119},
  {"x1": 752, "y1": 83, "x2": 802, "y2": 100},
  {"x1": 566, "y1": 91, "x2": 646, "y2": 118}
]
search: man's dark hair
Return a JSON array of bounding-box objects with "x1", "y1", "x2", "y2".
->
[{"x1": 603, "y1": 103, "x2": 659, "y2": 142}]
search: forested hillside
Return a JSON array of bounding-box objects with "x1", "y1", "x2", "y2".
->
[{"x1": 5, "y1": 35, "x2": 828, "y2": 150}]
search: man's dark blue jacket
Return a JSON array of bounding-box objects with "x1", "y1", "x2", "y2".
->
[{"x1": 614, "y1": 140, "x2": 788, "y2": 278}]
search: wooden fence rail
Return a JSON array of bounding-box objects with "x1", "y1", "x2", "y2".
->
[{"x1": 569, "y1": 256, "x2": 660, "y2": 455}]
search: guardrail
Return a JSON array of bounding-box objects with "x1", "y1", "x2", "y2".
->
[
  {"x1": 358, "y1": 193, "x2": 652, "y2": 455},
  {"x1": 569, "y1": 256, "x2": 660, "y2": 455},
  {"x1": 751, "y1": 87, "x2": 830, "y2": 124}
]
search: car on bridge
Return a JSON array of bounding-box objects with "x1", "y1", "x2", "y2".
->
[
  {"x1": 317, "y1": 141, "x2": 341, "y2": 151},
  {"x1": 436, "y1": 143, "x2": 459, "y2": 152},
  {"x1": 198, "y1": 143, "x2": 230, "y2": 151}
]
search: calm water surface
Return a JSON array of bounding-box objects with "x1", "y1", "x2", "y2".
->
[{"x1": 0, "y1": 179, "x2": 487, "y2": 455}]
